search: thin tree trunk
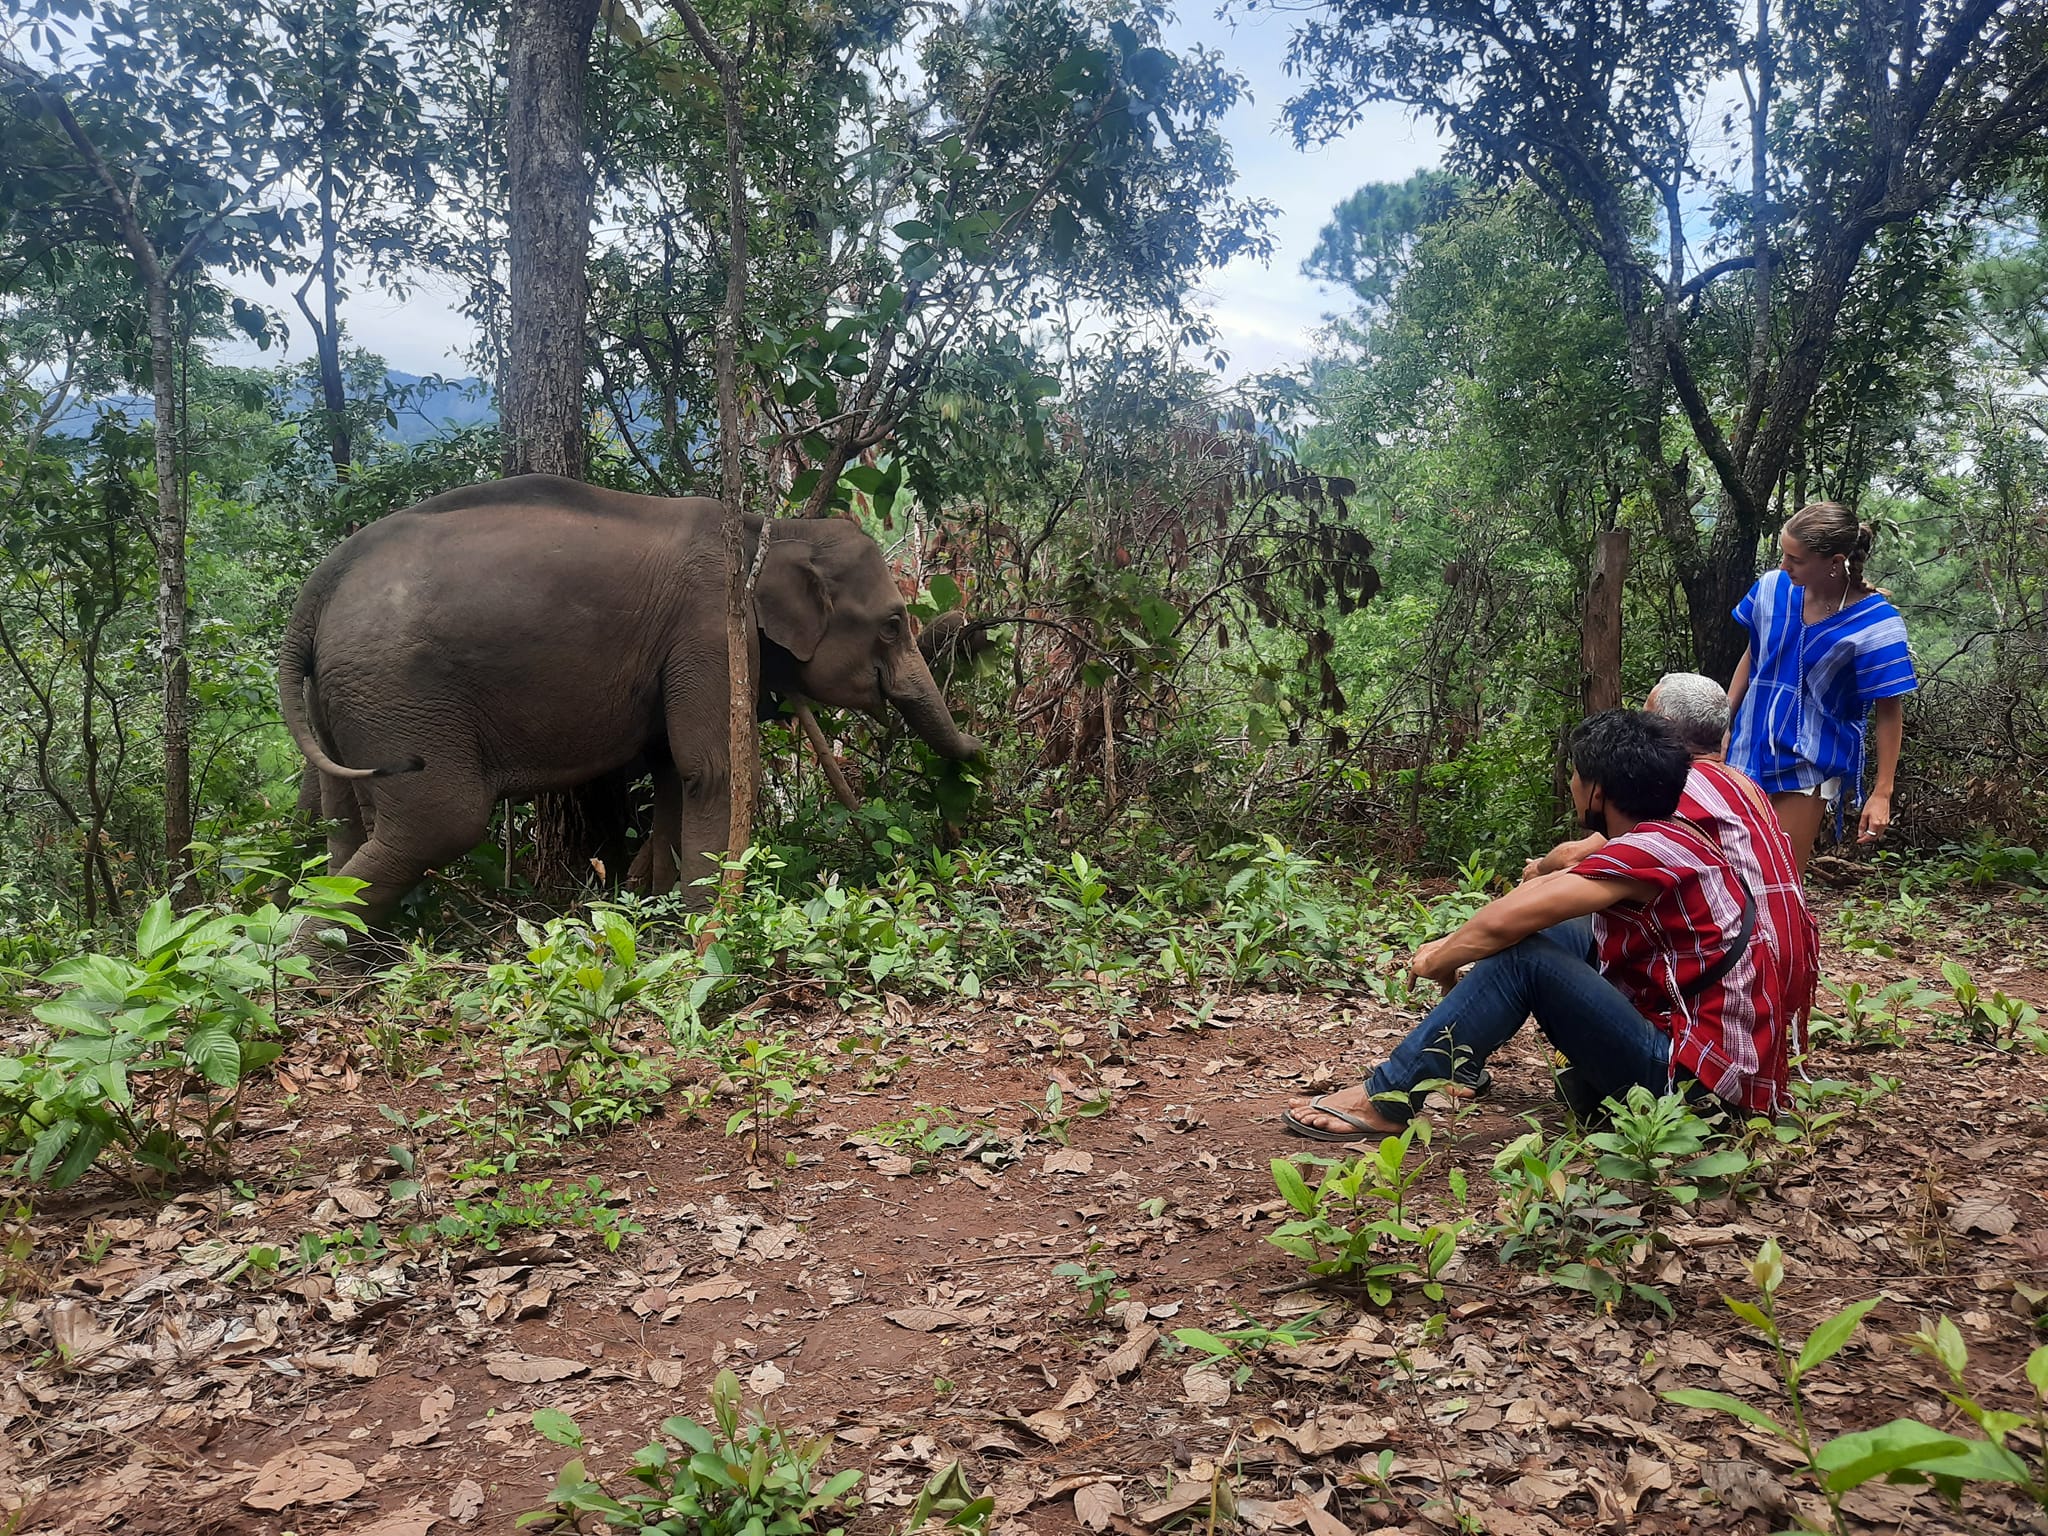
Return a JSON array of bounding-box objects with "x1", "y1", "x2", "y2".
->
[
  {"x1": 146, "y1": 278, "x2": 192, "y2": 890},
  {"x1": 314, "y1": 124, "x2": 351, "y2": 470},
  {"x1": 1581, "y1": 529, "x2": 1629, "y2": 714},
  {"x1": 672, "y1": 1, "x2": 757, "y2": 884}
]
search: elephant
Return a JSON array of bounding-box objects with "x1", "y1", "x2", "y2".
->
[{"x1": 277, "y1": 474, "x2": 982, "y2": 936}]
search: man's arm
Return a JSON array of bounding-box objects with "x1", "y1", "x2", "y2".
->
[
  {"x1": 1410, "y1": 871, "x2": 1652, "y2": 985},
  {"x1": 1522, "y1": 832, "x2": 1609, "y2": 881}
]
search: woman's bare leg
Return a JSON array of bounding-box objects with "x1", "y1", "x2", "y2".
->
[{"x1": 1769, "y1": 789, "x2": 1827, "y2": 876}]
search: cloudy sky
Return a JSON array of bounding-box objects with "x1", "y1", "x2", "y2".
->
[{"x1": 232, "y1": 6, "x2": 1445, "y2": 383}]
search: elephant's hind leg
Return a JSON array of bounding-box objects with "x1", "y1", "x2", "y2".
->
[
  {"x1": 319, "y1": 773, "x2": 370, "y2": 873},
  {"x1": 314, "y1": 779, "x2": 493, "y2": 940}
]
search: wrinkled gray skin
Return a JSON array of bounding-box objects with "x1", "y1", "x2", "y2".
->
[{"x1": 279, "y1": 476, "x2": 981, "y2": 936}]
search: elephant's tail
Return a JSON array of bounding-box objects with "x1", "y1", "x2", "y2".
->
[{"x1": 278, "y1": 589, "x2": 425, "y2": 783}]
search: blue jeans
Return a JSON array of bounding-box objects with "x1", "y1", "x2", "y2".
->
[{"x1": 1366, "y1": 918, "x2": 1672, "y2": 1121}]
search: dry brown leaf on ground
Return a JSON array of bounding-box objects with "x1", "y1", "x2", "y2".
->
[
  {"x1": 1073, "y1": 1481, "x2": 1124, "y2": 1530},
  {"x1": 483, "y1": 1353, "x2": 586, "y2": 1383},
  {"x1": 1017, "y1": 1408, "x2": 1071, "y2": 1444},
  {"x1": 1949, "y1": 1198, "x2": 2017, "y2": 1236},
  {"x1": 1702, "y1": 1459, "x2": 1784, "y2": 1517},
  {"x1": 678, "y1": 1273, "x2": 747, "y2": 1303},
  {"x1": 1249, "y1": 1408, "x2": 1396, "y2": 1457},
  {"x1": 1238, "y1": 1494, "x2": 1356, "y2": 1535},
  {"x1": 330, "y1": 1186, "x2": 383, "y2": 1218},
  {"x1": 303, "y1": 1345, "x2": 380, "y2": 1377},
  {"x1": 1043, "y1": 1148, "x2": 1094, "y2": 1174},
  {"x1": 446, "y1": 1479, "x2": 484, "y2": 1522},
  {"x1": 1056, "y1": 1371, "x2": 1098, "y2": 1409},
  {"x1": 647, "y1": 1358, "x2": 685, "y2": 1387},
  {"x1": 45, "y1": 1299, "x2": 115, "y2": 1362},
  {"x1": 1131, "y1": 1484, "x2": 1216, "y2": 1527},
  {"x1": 1182, "y1": 1363, "x2": 1231, "y2": 1409},
  {"x1": 886, "y1": 1306, "x2": 976, "y2": 1332},
  {"x1": 1092, "y1": 1323, "x2": 1159, "y2": 1380},
  {"x1": 747, "y1": 1360, "x2": 786, "y2": 1395},
  {"x1": 348, "y1": 1500, "x2": 440, "y2": 1534},
  {"x1": 244, "y1": 1448, "x2": 365, "y2": 1511}
]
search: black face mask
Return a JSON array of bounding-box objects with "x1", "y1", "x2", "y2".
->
[{"x1": 1580, "y1": 802, "x2": 1609, "y2": 837}]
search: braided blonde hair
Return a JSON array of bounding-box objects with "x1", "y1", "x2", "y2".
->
[{"x1": 1783, "y1": 501, "x2": 1875, "y2": 588}]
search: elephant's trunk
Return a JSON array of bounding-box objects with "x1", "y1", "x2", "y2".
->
[{"x1": 882, "y1": 643, "x2": 982, "y2": 760}]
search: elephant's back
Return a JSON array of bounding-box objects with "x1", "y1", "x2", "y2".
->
[
  {"x1": 302, "y1": 478, "x2": 740, "y2": 669},
  {"x1": 317, "y1": 480, "x2": 732, "y2": 603}
]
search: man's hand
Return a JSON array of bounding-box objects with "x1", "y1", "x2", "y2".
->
[
  {"x1": 1857, "y1": 791, "x2": 1893, "y2": 843},
  {"x1": 1523, "y1": 835, "x2": 1606, "y2": 885},
  {"x1": 1407, "y1": 938, "x2": 1461, "y2": 989}
]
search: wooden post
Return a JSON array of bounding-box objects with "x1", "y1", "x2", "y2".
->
[{"x1": 1581, "y1": 529, "x2": 1630, "y2": 714}]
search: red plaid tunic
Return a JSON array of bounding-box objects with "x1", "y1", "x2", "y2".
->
[
  {"x1": 1574, "y1": 817, "x2": 1786, "y2": 1114},
  {"x1": 1678, "y1": 759, "x2": 1815, "y2": 1105}
]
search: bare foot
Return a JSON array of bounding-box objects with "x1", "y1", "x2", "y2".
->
[{"x1": 1282, "y1": 1086, "x2": 1404, "y2": 1137}]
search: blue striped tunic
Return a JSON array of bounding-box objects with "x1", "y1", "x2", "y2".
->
[{"x1": 1727, "y1": 570, "x2": 1916, "y2": 801}]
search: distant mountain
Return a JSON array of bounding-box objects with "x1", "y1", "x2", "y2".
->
[
  {"x1": 383, "y1": 371, "x2": 496, "y2": 443},
  {"x1": 44, "y1": 369, "x2": 498, "y2": 448}
]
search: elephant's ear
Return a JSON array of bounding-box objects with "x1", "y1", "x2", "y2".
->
[{"x1": 757, "y1": 541, "x2": 831, "y2": 661}]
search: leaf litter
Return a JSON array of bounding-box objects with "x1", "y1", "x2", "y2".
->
[{"x1": 1, "y1": 888, "x2": 2044, "y2": 1534}]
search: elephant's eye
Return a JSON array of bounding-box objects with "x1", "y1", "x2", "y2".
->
[{"x1": 881, "y1": 617, "x2": 904, "y2": 643}]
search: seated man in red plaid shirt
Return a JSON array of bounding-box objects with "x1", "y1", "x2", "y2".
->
[
  {"x1": 1284, "y1": 709, "x2": 1791, "y2": 1140},
  {"x1": 1491, "y1": 672, "x2": 1816, "y2": 1105}
]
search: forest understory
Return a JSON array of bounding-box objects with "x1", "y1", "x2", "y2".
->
[{"x1": 4, "y1": 868, "x2": 2045, "y2": 1536}]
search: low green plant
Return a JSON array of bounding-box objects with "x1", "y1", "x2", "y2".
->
[
  {"x1": 475, "y1": 907, "x2": 680, "y2": 1117},
  {"x1": 1744, "y1": 1074, "x2": 1899, "y2": 1166},
  {"x1": 1202, "y1": 835, "x2": 1353, "y2": 985},
  {"x1": 1023, "y1": 1080, "x2": 1111, "y2": 1145},
  {"x1": 1665, "y1": 1240, "x2": 2047, "y2": 1532},
  {"x1": 522, "y1": 1369, "x2": 861, "y2": 1533},
  {"x1": 1268, "y1": 1128, "x2": 1464, "y2": 1304},
  {"x1": 719, "y1": 1033, "x2": 823, "y2": 1145},
  {"x1": 1053, "y1": 1253, "x2": 1128, "y2": 1317},
  {"x1": 897, "y1": 1462, "x2": 994, "y2": 1534},
  {"x1": 0, "y1": 880, "x2": 365, "y2": 1188},
  {"x1": 860, "y1": 1108, "x2": 1017, "y2": 1168},
  {"x1": 1171, "y1": 1308, "x2": 1327, "y2": 1387},
  {"x1": 1488, "y1": 1125, "x2": 1663, "y2": 1315},
  {"x1": 1584, "y1": 1086, "x2": 1750, "y2": 1228},
  {"x1": 432, "y1": 1176, "x2": 642, "y2": 1254},
  {"x1": 1810, "y1": 978, "x2": 1933, "y2": 1050},
  {"x1": 1940, "y1": 961, "x2": 2046, "y2": 1051}
]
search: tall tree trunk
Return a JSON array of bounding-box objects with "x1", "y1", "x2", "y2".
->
[
  {"x1": 504, "y1": 0, "x2": 602, "y2": 891},
  {"x1": 147, "y1": 277, "x2": 192, "y2": 890},
  {"x1": 672, "y1": 2, "x2": 757, "y2": 884},
  {"x1": 315, "y1": 130, "x2": 351, "y2": 471},
  {"x1": 502, "y1": 0, "x2": 599, "y2": 481}
]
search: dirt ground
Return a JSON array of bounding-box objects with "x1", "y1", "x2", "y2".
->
[{"x1": 4, "y1": 878, "x2": 2047, "y2": 1536}]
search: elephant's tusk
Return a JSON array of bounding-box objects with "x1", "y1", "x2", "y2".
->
[{"x1": 793, "y1": 700, "x2": 863, "y2": 813}]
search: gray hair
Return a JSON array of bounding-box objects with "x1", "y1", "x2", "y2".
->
[{"x1": 1649, "y1": 671, "x2": 1729, "y2": 755}]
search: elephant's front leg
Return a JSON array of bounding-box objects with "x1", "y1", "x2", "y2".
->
[
  {"x1": 638, "y1": 758, "x2": 683, "y2": 895},
  {"x1": 666, "y1": 713, "x2": 736, "y2": 905},
  {"x1": 670, "y1": 766, "x2": 731, "y2": 903}
]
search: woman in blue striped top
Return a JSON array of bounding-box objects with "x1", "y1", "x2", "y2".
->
[{"x1": 1725, "y1": 502, "x2": 1917, "y2": 874}]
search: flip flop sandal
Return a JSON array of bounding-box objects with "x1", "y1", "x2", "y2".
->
[{"x1": 1281, "y1": 1094, "x2": 1402, "y2": 1142}]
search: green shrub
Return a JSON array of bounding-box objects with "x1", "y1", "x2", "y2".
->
[{"x1": 0, "y1": 879, "x2": 364, "y2": 1187}]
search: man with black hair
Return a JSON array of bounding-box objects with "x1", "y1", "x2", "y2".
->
[{"x1": 1284, "y1": 710, "x2": 1789, "y2": 1140}]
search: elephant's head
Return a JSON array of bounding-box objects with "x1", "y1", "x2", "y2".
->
[{"x1": 757, "y1": 520, "x2": 982, "y2": 760}]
